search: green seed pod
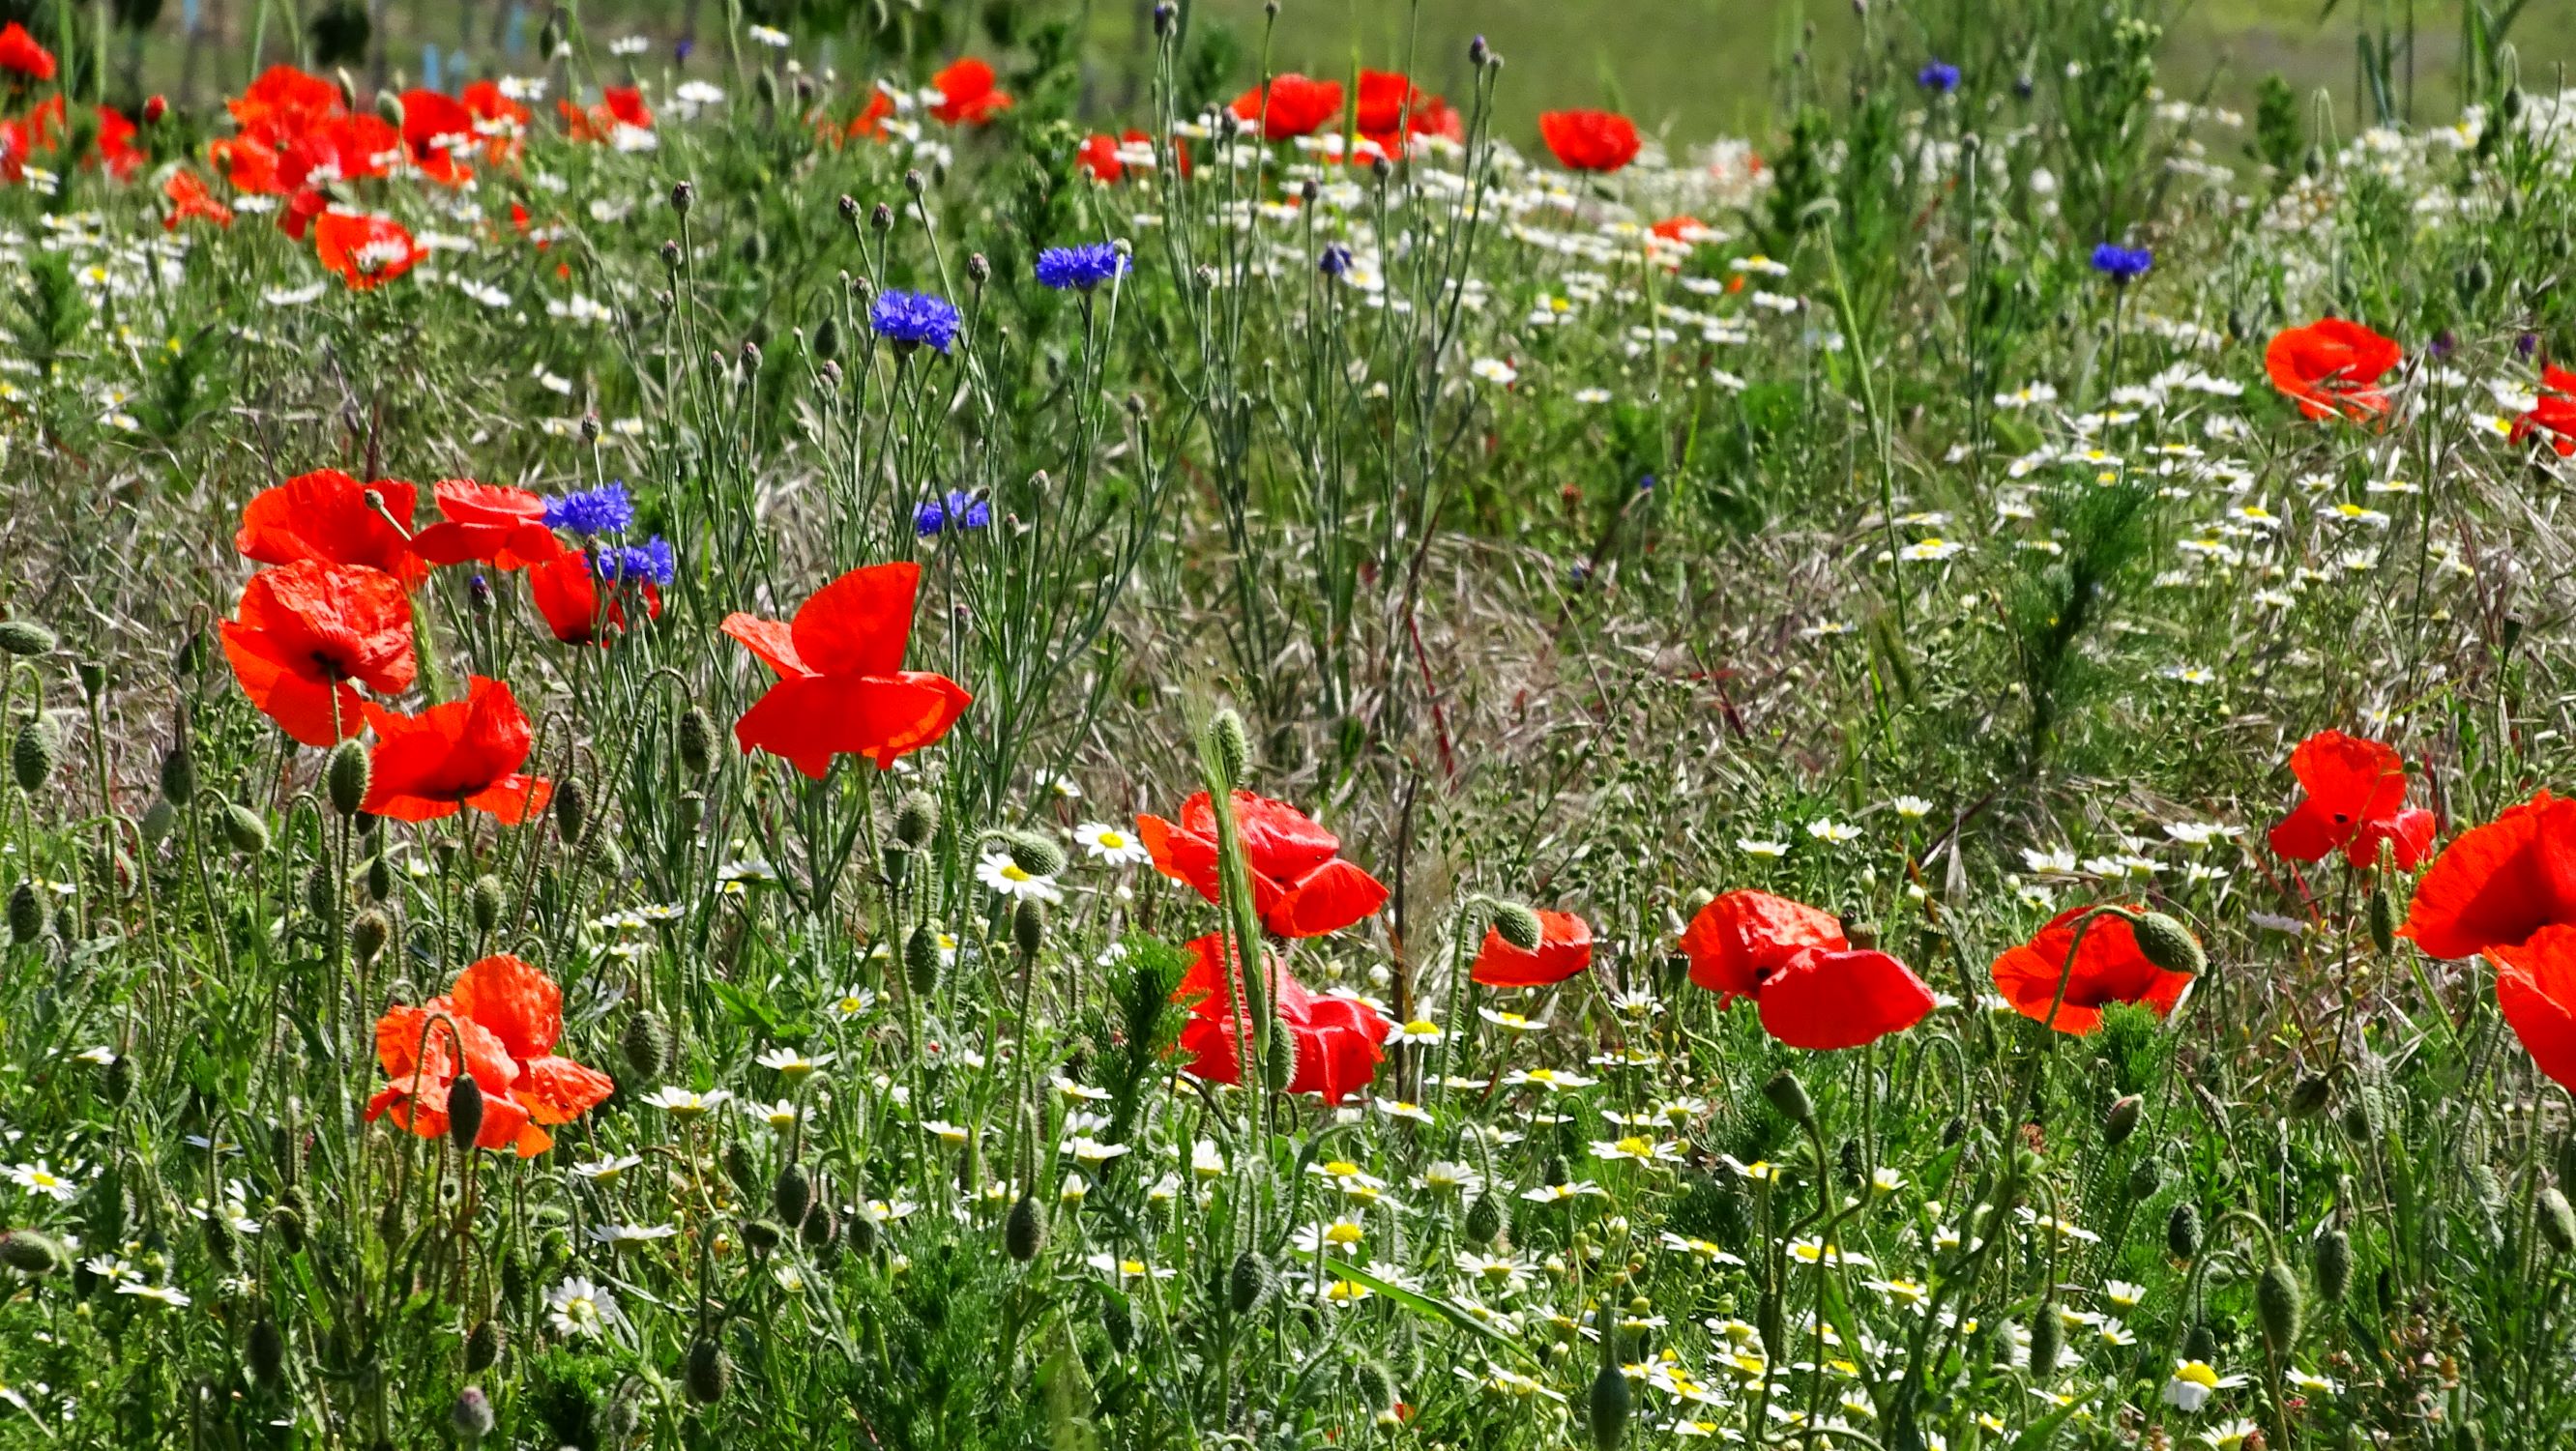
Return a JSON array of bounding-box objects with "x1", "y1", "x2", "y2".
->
[
  {"x1": 464, "y1": 1318, "x2": 504, "y2": 1372},
  {"x1": 2103, "y1": 1093, "x2": 2142, "y2": 1146},
  {"x1": 1013, "y1": 898, "x2": 1046, "y2": 958},
  {"x1": 13, "y1": 713, "x2": 60, "y2": 792},
  {"x1": 2340, "y1": 1096, "x2": 2378, "y2": 1145},
  {"x1": 451, "y1": 1386, "x2": 494, "y2": 1441},
  {"x1": 470, "y1": 875, "x2": 504, "y2": 933},
  {"x1": 1209, "y1": 708, "x2": 1250, "y2": 790},
  {"x1": 676, "y1": 706, "x2": 716, "y2": 778},
  {"x1": 2257, "y1": 1259, "x2": 2304, "y2": 1352},
  {"x1": 683, "y1": 1338, "x2": 731, "y2": 1405},
  {"x1": 1585, "y1": 1361, "x2": 1630, "y2": 1451},
  {"x1": 141, "y1": 797, "x2": 177, "y2": 845},
  {"x1": 247, "y1": 1316, "x2": 288, "y2": 1382},
  {"x1": 904, "y1": 925, "x2": 941, "y2": 996},
  {"x1": 222, "y1": 801, "x2": 270, "y2": 856},
  {"x1": 2316, "y1": 1229, "x2": 2352, "y2": 1302},
  {"x1": 1762, "y1": 1069, "x2": 1814, "y2": 1126},
  {"x1": 0, "y1": 620, "x2": 57, "y2": 655},
  {"x1": 359, "y1": 852, "x2": 391, "y2": 902},
  {"x1": 552, "y1": 779, "x2": 589, "y2": 847},
  {"x1": 2288, "y1": 1074, "x2": 2332, "y2": 1119},
  {"x1": 2367, "y1": 883, "x2": 2396, "y2": 954},
  {"x1": 1464, "y1": 1188, "x2": 1503, "y2": 1246},
  {"x1": 2542, "y1": 1188, "x2": 2576, "y2": 1256},
  {"x1": 447, "y1": 1074, "x2": 486, "y2": 1152},
  {"x1": 774, "y1": 1162, "x2": 813, "y2": 1227},
  {"x1": 722, "y1": 1143, "x2": 760, "y2": 1200},
  {"x1": 1492, "y1": 901, "x2": 1544, "y2": 952},
  {"x1": 326, "y1": 740, "x2": 369, "y2": 817},
  {"x1": 0, "y1": 1230, "x2": 65, "y2": 1273},
  {"x1": 1006, "y1": 1192, "x2": 1047, "y2": 1262},
  {"x1": 2166, "y1": 1203, "x2": 2201, "y2": 1262},
  {"x1": 2127, "y1": 911, "x2": 2205, "y2": 975},
  {"x1": 812, "y1": 315, "x2": 841, "y2": 363},
  {"x1": 2027, "y1": 1303, "x2": 2064, "y2": 1378},
  {"x1": 1228, "y1": 1250, "x2": 1271, "y2": 1314},
  {"x1": 350, "y1": 909, "x2": 390, "y2": 965},
  {"x1": 740, "y1": 1218, "x2": 785, "y2": 1254},
  {"x1": 266, "y1": 1203, "x2": 307, "y2": 1253},
  {"x1": 1355, "y1": 1360, "x2": 1394, "y2": 1411},
  {"x1": 159, "y1": 740, "x2": 195, "y2": 806},
  {"x1": 7, "y1": 882, "x2": 44, "y2": 943},
  {"x1": 75, "y1": 661, "x2": 102, "y2": 700},
  {"x1": 1262, "y1": 1025, "x2": 1298, "y2": 1090},
  {"x1": 893, "y1": 790, "x2": 939, "y2": 848},
  {"x1": 622, "y1": 1011, "x2": 672, "y2": 1080},
  {"x1": 1007, "y1": 830, "x2": 1067, "y2": 878}
]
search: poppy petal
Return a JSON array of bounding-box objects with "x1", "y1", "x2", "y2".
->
[
  {"x1": 1756, "y1": 947, "x2": 1938, "y2": 1051},
  {"x1": 449, "y1": 952, "x2": 563, "y2": 1061},
  {"x1": 789, "y1": 562, "x2": 920, "y2": 678},
  {"x1": 2492, "y1": 924, "x2": 2576, "y2": 1092},
  {"x1": 1264, "y1": 858, "x2": 1390, "y2": 939}
]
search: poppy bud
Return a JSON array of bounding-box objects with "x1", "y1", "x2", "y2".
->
[
  {"x1": 723, "y1": 1143, "x2": 761, "y2": 1199},
  {"x1": 465, "y1": 1317, "x2": 505, "y2": 1372},
  {"x1": 2315, "y1": 1228, "x2": 2351, "y2": 1302},
  {"x1": 2182, "y1": 1322, "x2": 2217, "y2": 1363},
  {"x1": 141, "y1": 798, "x2": 176, "y2": 845},
  {"x1": 1007, "y1": 830, "x2": 1068, "y2": 878},
  {"x1": 966, "y1": 252, "x2": 990, "y2": 285},
  {"x1": 1013, "y1": 899, "x2": 1047, "y2": 958},
  {"x1": 1228, "y1": 1250, "x2": 1272, "y2": 1314},
  {"x1": 2287, "y1": 1074, "x2": 2331, "y2": 1119},
  {"x1": 1263, "y1": 1027, "x2": 1298, "y2": 1090},
  {"x1": 2543, "y1": 1188, "x2": 2576, "y2": 1255},
  {"x1": 1006, "y1": 1192, "x2": 1047, "y2": 1262},
  {"x1": 740, "y1": 1217, "x2": 784, "y2": 1254},
  {"x1": 1762, "y1": 1068, "x2": 1814, "y2": 1126},
  {"x1": 351, "y1": 909, "x2": 390, "y2": 965},
  {"x1": 247, "y1": 1317, "x2": 288, "y2": 1383},
  {"x1": 671, "y1": 180, "x2": 696, "y2": 215},
  {"x1": 2027, "y1": 1301, "x2": 2064, "y2": 1377},
  {"x1": 1209, "y1": 708, "x2": 1250, "y2": 790},
  {"x1": 1464, "y1": 1188, "x2": 1504, "y2": 1246},
  {"x1": 1492, "y1": 901, "x2": 1544, "y2": 952},
  {"x1": 320, "y1": 739, "x2": 369, "y2": 818},
  {"x1": 223, "y1": 801, "x2": 270, "y2": 856},
  {"x1": 452, "y1": 1386, "x2": 495, "y2": 1442},
  {"x1": 553, "y1": 778, "x2": 589, "y2": 847},
  {"x1": 471, "y1": 875, "x2": 505, "y2": 933},
  {"x1": 811, "y1": 315, "x2": 840, "y2": 363},
  {"x1": 268, "y1": 1201, "x2": 307, "y2": 1252},
  {"x1": 2103, "y1": 1093, "x2": 2142, "y2": 1146},
  {"x1": 103, "y1": 1052, "x2": 134, "y2": 1106},
  {"x1": 2126, "y1": 1157, "x2": 2160, "y2": 1201},
  {"x1": 893, "y1": 790, "x2": 940, "y2": 849},
  {"x1": 1542, "y1": 1154, "x2": 1570, "y2": 1188},
  {"x1": 2166, "y1": 1202, "x2": 2200, "y2": 1261},
  {"x1": 5, "y1": 883, "x2": 39, "y2": 945},
  {"x1": 2256, "y1": 1259, "x2": 2303, "y2": 1352},
  {"x1": 1586, "y1": 1360, "x2": 1630, "y2": 1450},
  {"x1": 774, "y1": 1162, "x2": 813, "y2": 1227},
  {"x1": 159, "y1": 739, "x2": 196, "y2": 807},
  {"x1": 1356, "y1": 1360, "x2": 1395, "y2": 1411},
  {"x1": 801, "y1": 1202, "x2": 840, "y2": 1252},
  {"x1": 904, "y1": 925, "x2": 942, "y2": 996},
  {"x1": 143, "y1": 94, "x2": 166, "y2": 124},
  {"x1": 365, "y1": 853, "x2": 393, "y2": 902},
  {"x1": 667, "y1": 706, "x2": 716, "y2": 781},
  {"x1": 13, "y1": 713, "x2": 59, "y2": 793},
  {"x1": 448, "y1": 1073, "x2": 486, "y2": 1152},
  {"x1": 374, "y1": 89, "x2": 404, "y2": 129},
  {"x1": 2126, "y1": 911, "x2": 2204, "y2": 975},
  {"x1": 0, "y1": 1230, "x2": 64, "y2": 1273},
  {"x1": 0, "y1": 620, "x2": 55, "y2": 656},
  {"x1": 304, "y1": 862, "x2": 337, "y2": 920},
  {"x1": 684, "y1": 1339, "x2": 730, "y2": 1405}
]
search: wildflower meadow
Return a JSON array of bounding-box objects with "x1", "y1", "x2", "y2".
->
[{"x1": 0, "y1": 0, "x2": 2574, "y2": 1447}]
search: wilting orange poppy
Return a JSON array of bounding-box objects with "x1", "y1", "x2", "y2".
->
[
  {"x1": 2512, "y1": 364, "x2": 2576, "y2": 457},
  {"x1": 220, "y1": 562, "x2": 417, "y2": 747},
  {"x1": 314, "y1": 210, "x2": 424, "y2": 290},
  {"x1": 1680, "y1": 890, "x2": 1934, "y2": 1049},
  {"x1": 1989, "y1": 905, "x2": 2194, "y2": 1035},
  {"x1": 1172, "y1": 933, "x2": 1390, "y2": 1104},
  {"x1": 1537, "y1": 109, "x2": 1641, "y2": 172},
  {"x1": 367, "y1": 953, "x2": 614, "y2": 1156},
  {"x1": 929, "y1": 58, "x2": 1012, "y2": 126},
  {"x1": 2401, "y1": 790, "x2": 2576, "y2": 961},
  {"x1": 1229, "y1": 73, "x2": 1343, "y2": 141},
  {"x1": 2268, "y1": 729, "x2": 2437, "y2": 871},
  {"x1": 409, "y1": 479, "x2": 557, "y2": 570},
  {"x1": 722, "y1": 562, "x2": 973, "y2": 777},
  {"x1": 360, "y1": 675, "x2": 551, "y2": 824},
  {"x1": 1472, "y1": 910, "x2": 1594, "y2": 988},
  {"x1": 2265, "y1": 318, "x2": 2401, "y2": 421},
  {"x1": 1136, "y1": 791, "x2": 1390, "y2": 940},
  {"x1": 237, "y1": 469, "x2": 424, "y2": 587}
]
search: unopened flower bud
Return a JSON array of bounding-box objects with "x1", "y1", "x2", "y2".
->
[
  {"x1": 1007, "y1": 829, "x2": 1067, "y2": 878},
  {"x1": 351, "y1": 909, "x2": 390, "y2": 965},
  {"x1": 1006, "y1": 1192, "x2": 1047, "y2": 1262},
  {"x1": 2166, "y1": 1202, "x2": 2201, "y2": 1261},
  {"x1": 471, "y1": 875, "x2": 504, "y2": 933},
  {"x1": 1762, "y1": 1068, "x2": 1814, "y2": 1126},
  {"x1": 905, "y1": 925, "x2": 942, "y2": 996},
  {"x1": 684, "y1": 1338, "x2": 731, "y2": 1404},
  {"x1": 447, "y1": 1072, "x2": 486, "y2": 1152},
  {"x1": 671, "y1": 180, "x2": 696, "y2": 215},
  {"x1": 2103, "y1": 1093, "x2": 2142, "y2": 1146},
  {"x1": 2315, "y1": 1228, "x2": 2351, "y2": 1302},
  {"x1": 452, "y1": 1386, "x2": 495, "y2": 1442},
  {"x1": 966, "y1": 252, "x2": 990, "y2": 284},
  {"x1": 2256, "y1": 1259, "x2": 2303, "y2": 1352},
  {"x1": 2543, "y1": 1188, "x2": 2576, "y2": 1255},
  {"x1": 1492, "y1": 901, "x2": 1544, "y2": 952},
  {"x1": 0, "y1": 620, "x2": 53, "y2": 656},
  {"x1": 1014, "y1": 899, "x2": 1047, "y2": 958},
  {"x1": 1586, "y1": 1360, "x2": 1630, "y2": 1450},
  {"x1": 774, "y1": 1162, "x2": 812, "y2": 1227},
  {"x1": 2126, "y1": 911, "x2": 2204, "y2": 975},
  {"x1": 327, "y1": 740, "x2": 370, "y2": 816},
  {"x1": 223, "y1": 801, "x2": 270, "y2": 856},
  {"x1": 894, "y1": 790, "x2": 939, "y2": 848}
]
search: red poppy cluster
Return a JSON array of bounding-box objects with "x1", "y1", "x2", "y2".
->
[
  {"x1": 559, "y1": 84, "x2": 653, "y2": 143},
  {"x1": 1137, "y1": 791, "x2": 1390, "y2": 939},
  {"x1": 1988, "y1": 906, "x2": 2195, "y2": 1035},
  {"x1": 1681, "y1": 890, "x2": 1937, "y2": 1049},
  {"x1": 1230, "y1": 73, "x2": 1344, "y2": 141},
  {"x1": 1170, "y1": 934, "x2": 1391, "y2": 1104},
  {"x1": 397, "y1": 80, "x2": 529, "y2": 183},
  {"x1": 0, "y1": 91, "x2": 145, "y2": 188},
  {"x1": 2265, "y1": 318, "x2": 2402, "y2": 421},
  {"x1": 2402, "y1": 791, "x2": 2576, "y2": 1091},
  {"x1": 721, "y1": 563, "x2": 972, "y2": 777},
  {"x1": 0, "y1": 21, "x2": 53, "y2": 81},
  {"x1": 2513, "y1": 364, "x2": 2576, "y2": 457},
  {"x1": 368, "y1": 953, "x2": 613, "y2": 1156},
  {"x1": 2269, "y1": 729, "x2": 2437, "y2": 871},
  {"x1": 1353, "y1": 70, "x2": 1460, "y2": 157},
  {"x1": 1537, "y1": 109, "x2": 1642, "y2": 173},
  {"x1": 845, "y1": 58, "x2": 1012, "y2": 141}
]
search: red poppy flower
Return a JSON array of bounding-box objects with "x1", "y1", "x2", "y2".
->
[
  {"x1": 163, "y1": 168, "x2": 234, "y2": 230},
  {"x1": 722, "y1": 562, "x2": 973, "y2": 777},
  {"x1": 1538, "y1": 109, "x2": 1641, "y2": 172},
  {"x1": 1679, "y1": 890, "x2": 1935, "y2": 1048},
  {"x1": 314, "y1": 210, "x2": 423, "y2": 290},
  {"x1": 1680, "y1": 890, "x2": 1845, "y2": 1003},
  {"x1": 236, "y1": 468, "x2": 424, "y2": 586},
  {"x1": 1989, "y1": 905, "x2": 2194, "y2": 1035},
  {"x1": 93, "y1": 105, "x2": 140, "y2": 180},
  {"x1": 2511, "y1": 364, "x2": 2576, "y2": 457},
  {"x1": 410, "y1": 479, "x2": 557, "y2": 571},
  {"x1": 367, "y1": 953, "x2": 614, "y2": 1156},
  {"x1": 2400, "y1": 790, "x2": 2576, "y2": 961},
  {"x1": 1136, "y1": 791, "x2": 1390, "y2": 939},
  {"x1": 1171, "y1": 934, "x2": 1390, "y2": 1104},
  {"x1": 228, "y1": 64, "x2": 343, "y2": 148},
  {"x1": 1471, "y1": 910, "x2": 1594, "y2": 988},
  {"x1": 360, "y1": 675, "x2": 552, "y2": 824},
  {"x1": 399, "y1": 87, "x2": 477, "y2": 183},
  {"x1": 458, "y1": 79, "x2": 530, "y2": 161},
  {"x1": 526, "y1": 542, "x2": 661, "y2": 647},
  {"x1": 220, "y1": 562, "x2": 417, "y2": 747},
  {"x1": 930, "y1": 58, "x2": 1012, "y2": 126},
  {"x1": 208, "y1": 135, "x2": 283, "y2": 194},
  {"x1": 0, "y1": 23, "x2": 55, "y2": 81},
  {"x1": 2268, "y1": 729, "x2": 2437, "y2": 871},
  {"x1": 1229, "y1": 73, "x2": 1343, "y2": 141},
  {"x1": 2491, "y1": 925, "x2": 2576, "y2": 1091},
  {"x1": 2264, "y1": 318, "x2": 2402, "y2": 421},
  {"x1": 559, "y1": 85, "x2": 652, "y2": 142}
]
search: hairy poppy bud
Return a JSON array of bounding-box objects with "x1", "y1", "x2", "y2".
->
[
  {"x1": 2027, "y1": 1302, "x2": 2064, "y2": 1377},
  {"x1": 2288, "y1": 1074, "x2": 2331, "y2": 1119},
  {"x1": 1006, "y1": 1192, "x2": 1047, "y2": 1262},
  {"x1": 159, "y1": 740, "x2": 195, "y2": 806},
  {"x1": 471, "y1": 875, "x2": 504, "y2": 933},
  {"x1": 1356, "y1": 1360, "x2": 1395, "y2": 1411},
  {"x1": 2367, "y1": 883, "x2": 2396, "y2": 954},
  {"x1": 2126, "y1": 1157, "x2": 2160, "y2": 1201},
  {"x1": 0, "y1": 1230, "x2": 64, "y2": 1273},
  {"x1": 1228, "y1": 1250, "x2": 1271, "y2": 1314},
  {"x1": 141, "y1": 798, "x2": 176, "y2": 845},
  {"x1": 1013, "y1": 899, "x2": 1047, "y2": 958},
  {"x1": 774, "y1": 1162, "x2": 812, "y2": 1227},
  {"x1": 2103, "y1": 1093, "x2": 2142, "y2": 1146},
  {"x1": 2545, "y1": 1188, "x2": 2576, "y2": 1256},
  {"x1": 2126, "y1": 911, "x2": 2204, "y2": 975},
  {"x1": 2316, "y1": 1228, "x2": 2351, "y2": 1302},
  {"x1": 223, "y1": 801, "x2": 270, "y2": 856},
  {"x1": 7, "y1": 882, "x2": 44, "y2": 944},
  {"x1": 1762, "y1": 1069, "x2": 1814, "y2": 1126},
  {"x1": 365, "y1": 853, "x2": 393, "y2": 902},
  {"x1": 103, "y1": 1052, "x2": 134, "y2": 1106},
  {"x1": 1492, "y1": 901, "x2": 1544, "y2": 952},
  {"x1": 1209, "y1": 708, "x2": 1250, "y2": 790},
  {"x1": 2257, "y1": 1259, "x2": 2303, "y2": 1352},
  {"x1": 1102, "y1": 1291, "x2": 1136, "y2": 1353},
  {"x1": 447, "y1": 1073, "x2": 486, "y2": 1152},
  {"x1": 247, "y1": 1317, "x2": 288, "y2": 1383},
  {"x1": 1586, "y1": 1360, "x2": 1630, "y2": 1450},
  {"x1": 801, "y1": 1202, "x2": 840, "y2": 1252},
  {"x1": 1006, "y1": 829, "x2": 1067, "y2": 879},
  {"x1": 2183, "y1": 1322, "x2": 2217, "y2": 1363},
  {"x1": 905, "y1": 924, "x2": 941, "y2": 996},
  {"x1": 676, "y1": 705, "x2": 716, "y2": 779},
  {"x1": 0, "y1": 620, "x2": 55, "y2": 656},
  {"x1": 465, "y1": 1318, "x2": 505, "y2": 1372},
  {"x1": 553, "y1": 778, "x2": 589, "y2": 847},
  {"x1": 13, "y1": 713, "x2": 59, "y2": 792},
  {"x1": 350, "y1": 909, "x2": 390, "y2": 965},
  {"x1": 325, "y1": 740, "x2": 369, "y2": 817},
  {"x1": 304, "y1": 862, "x2": 337, "y2": 920},
  {"x1": 452, "y1": 1386, "x2": 494, "y2": 1442},
  {"x1": 893, "y1": 790, "x2": 939, "y2": 848},
  {"x1": 1464, "y1": 1186, "x2": 1505, "y2": 1246},
  {"x1": 2166, "y1": 1202, "x2": 2200, "y2": 1261},
  {"x1": 740, "y1": 1218, "x2": 784, "y2": 1254},
  {"x1": 1262, "y1": 1025, "x2": 1298, "y2": 1090},
  {"x1": 684, "y1": 1338, "x2": 730, "y2": 1404}
]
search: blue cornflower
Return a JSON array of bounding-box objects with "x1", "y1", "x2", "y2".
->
[
  {"x1": 914, "y1": 489, "x2": 993, "y2": 538},
  {"x1": 1319, "y1": 243, "x2": 1353, "y2": 277},
  {"x1": 870, "y1": 289, "x2": 964, "y2": 355},
  {"x1": 594, "y1": 535, "x2": 676, "y2": 587},
  {"x1": 1034, "y1": 243, "x2": 1129, "y2": 292},
  {"x1": 2090, "y1": 243, "x2": 2152, "y2": 283},
  {"x1": 1917, "y1": 59, "x2": 1961, "y2": 93},
  {"x1": 543, "y1": 482, "x2": 634, "y2": 537}
]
